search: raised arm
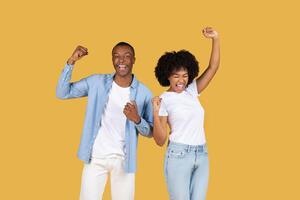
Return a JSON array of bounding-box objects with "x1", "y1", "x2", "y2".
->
[
  {"x1": 196, "y1": 27, "x2": 220, "y2": 93},
  {"x1": 56, "y1": 46, "x2": 90, "y2": 99},
  {"x1": 152, "y1": 96, "x2": 168, "y2": 146}
]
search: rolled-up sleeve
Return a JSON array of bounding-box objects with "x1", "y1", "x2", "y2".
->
[
  {"x1": 56, "y1": 64, "x2": 89, "y2": 99},
  {"x1": 135, "y1": 92, "x2": 153, "y2": 137}
]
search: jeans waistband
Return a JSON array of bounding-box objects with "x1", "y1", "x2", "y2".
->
[{"x1": 168, "y1": 141, "x2": 207, "y2": 152}]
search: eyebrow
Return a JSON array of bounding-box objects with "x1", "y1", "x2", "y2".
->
[
  {"x1": 113, "y1": 52, "x2": 133, "y2": 55},
  {"x1": 171, "y1": 72, "x2": 188, "y2": 75}
]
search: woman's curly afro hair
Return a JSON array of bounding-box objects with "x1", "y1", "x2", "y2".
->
[{"x1": 155, "y1": 50, "x2": 199, "y2": 87}]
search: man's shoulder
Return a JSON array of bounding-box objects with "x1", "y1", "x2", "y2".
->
[{"x1": 86, "y1": 73, "x2": 113, "y2": 83}]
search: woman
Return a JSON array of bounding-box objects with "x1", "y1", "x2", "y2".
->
[{"x1": 152, "y1": 27, "x2": 220, "y2": 200}]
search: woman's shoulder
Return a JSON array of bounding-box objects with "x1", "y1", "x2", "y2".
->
[{"x1": 159, "y1": 91, "x2": 172, "y2": 99}]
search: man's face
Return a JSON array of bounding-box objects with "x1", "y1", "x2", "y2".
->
[{"x1": 112, "y1": 45, "x2": 135, "y2": 77}]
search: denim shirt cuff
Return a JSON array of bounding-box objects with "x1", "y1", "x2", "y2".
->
[
  {"x1": 134, "y1": 118, "x2": 150, "y2": 136},
  {"x1": 65, "y1": 63, "x2": 74, "y2": 70}
]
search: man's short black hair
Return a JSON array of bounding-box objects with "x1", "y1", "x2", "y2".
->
[
  {"x1": 112, "y1": 42, "x2": 135, "y2": 56},
  {"x1": 155, "y1": 50, "x2": 199, "y2": 86}
]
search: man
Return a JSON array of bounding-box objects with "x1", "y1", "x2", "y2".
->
[{"x1": 56, "y1": 42, "x2": 153, "y2": 200}]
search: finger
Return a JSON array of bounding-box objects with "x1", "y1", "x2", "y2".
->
[
  {"x1": 156, "y1": 101, "x2": 161, "y2": 107},
  {"x1": 125, "y1": 104, "x2": 132, "y2": 110},
  {"x1": 78, "y1": 45, "x2": 88, "y2": 51},
  {"x1": 123, "y1": 108, "x2": 129, "y2": 115},
  {"x1": 79, "y1": 48, "x2": 88, "y2": 55},
  {"x1": 78, "y1": 51, "x2": 88, "y2": 58},
  {"x1": 125, "y1": 102, "x2": 135, "y2": 109},
  {"x1": 157, "y1": 100, "x2": 162, "y2": 106},
  {"x1": 77, "y1": 45, "x2": 88, "y2": 53},
  {"x1": 77, "y1": 51, "x2": 84, "y2": 58},
  {"x1": 125, "y1": 105, "x2": 133, "y2": 112},
  {"x1": 126, "y1": 103, "x2": 135, "y2": 109},
  {"x1": 81, "y1": 46, "x2": 88, "y2": 52},
  {"x1": 130, "y1": 100, "x2": 137, "y2": 106},
  {"x1": 128, "y1": 101, "x2": 139, "y2": 112},
  {"x1": 152, "y1": 96, "x2": 159, "y2": 102},
  {"x1": 76, "y1": 47, "x2": 85, "y2": 56},
  {"x1": 124, "y1": 106, "x2": 130, "y2": 112},
  {"x1": 206, "y1": 30, "x2": 214, "y2": 34},
  {"x1": 153, "y1": 97, "x2": 159, "y2": 104}
]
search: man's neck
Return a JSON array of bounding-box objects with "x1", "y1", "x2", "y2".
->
[{"x1": 113, "y1": 74, "x2": 133, "y2": 88}]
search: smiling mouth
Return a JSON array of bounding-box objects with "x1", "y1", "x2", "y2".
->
[
  {"x1": 118, "y1": 64, "x2": 127, "y2": 71},
  {"x1": 176, "y1": 83, "x2": 185, "y2": 89}
]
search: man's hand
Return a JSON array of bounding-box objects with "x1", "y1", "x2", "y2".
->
[
  {"x1": 202, "y1": 27, "x2": 219, "y2": 40},
  {"x1": 123, "y1": 101, "x2": 141, "y2": 124},
  {"x1": 67, "y1": 46, "x2": 88, "y2": 65}
]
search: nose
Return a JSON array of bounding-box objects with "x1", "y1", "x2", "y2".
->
[
  {"x1": 119, "y1": 56, "x2": 125, "y2": 63},
  {"x1": 178, "y1": 77, "x2": 185, "y2": 83}
]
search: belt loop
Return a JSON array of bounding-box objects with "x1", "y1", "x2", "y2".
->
[
  {"x1": 203, "y1": 143, "x2": 207, "y2": 153},
  {"x1": 187, "y1": 145, "x2": 191, "y2": 153},
  {"x1": 198, "y1": 144, "x2": 202, "y2": 152}
]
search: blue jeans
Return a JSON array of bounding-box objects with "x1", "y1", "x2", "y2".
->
[{"x1": 164, "y1": 141, "x2": 209, "y2": 200}]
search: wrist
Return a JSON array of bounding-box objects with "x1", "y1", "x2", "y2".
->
[
  {"x1": 153, "y1": 111, "x2": 160, "y2": 117},
  {"x1": 212, "y1": 36, "x2": 220, "y2": 41},
  {"x1": 67, "y1": 57, "x2": 76, "y2": 65},
  {"x1": 134, "y1": 116, "x2": 141, "y2": 124}
]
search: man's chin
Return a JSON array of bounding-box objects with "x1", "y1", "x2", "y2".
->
[{"x1": 116, "y1": 71, "x2": 131, "y2": 77}]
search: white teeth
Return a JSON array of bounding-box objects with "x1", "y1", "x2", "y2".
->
[
  {"x1": 176, "y1": 83, "x2": 185, "y2": 89},
  {"x1": 118, "y1": 65, "x2": 126, "y2": 70}
]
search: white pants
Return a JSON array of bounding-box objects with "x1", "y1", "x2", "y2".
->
[{"x1": 79, "y1": 156, "x2": 135, "y2": 200}]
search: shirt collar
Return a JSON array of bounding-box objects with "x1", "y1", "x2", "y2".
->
[{"x1": 108, "y1": 73, "x2": 139, "y2": 89}]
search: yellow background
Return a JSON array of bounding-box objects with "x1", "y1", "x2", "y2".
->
[{"x1": 1, "y1": 0, "x2": 299, "y2": 199}]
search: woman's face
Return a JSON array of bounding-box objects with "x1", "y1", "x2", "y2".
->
[{"x1": 168, "y1": 68, "x2": 189, "y2": 93}]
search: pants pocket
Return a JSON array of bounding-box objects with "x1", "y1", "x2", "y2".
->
[{"x1": 168, "y1": 148, "x2": 186, "y2": 159}]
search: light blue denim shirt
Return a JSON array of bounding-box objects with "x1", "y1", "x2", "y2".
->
[{"x1": 56, "y1": 64, "x2": 153, "y2": 173}]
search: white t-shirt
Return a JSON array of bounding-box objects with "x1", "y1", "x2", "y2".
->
[
  {"x1": 92, "y1": 81, "x2": 130, "y2": 158},
  {"x1": 159, "y1": 79, "x2": 206, "y2": 145}
]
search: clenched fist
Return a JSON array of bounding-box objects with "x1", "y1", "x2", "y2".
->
[
  {"x1": 152, "y1": 96, "x2": 162, "y2": 114},
  {"x1": 67, "y1": 45, "x2": 88, "y2": 65},
  {"x1": 202, "y1": 27, "x2": 219, "y2": 39},
  {"x1": 123, "y1": 101, "x2": 141, "y2": 124}
]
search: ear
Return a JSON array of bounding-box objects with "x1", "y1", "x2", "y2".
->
[{"x1": 133, "y1": 57, "x2": 136, "y2": 64}]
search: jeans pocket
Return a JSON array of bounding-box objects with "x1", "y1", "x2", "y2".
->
[{"x1": 168, "y1": 149, "x2": 186, "y2": 159}]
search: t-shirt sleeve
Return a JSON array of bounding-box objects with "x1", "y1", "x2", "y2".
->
[
  {"x1": 186, "y1": 79, "x2": 200, "y2": 96},
  {"x1": 158, "y1": 98, "x2": 168, "y2": 116}
]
